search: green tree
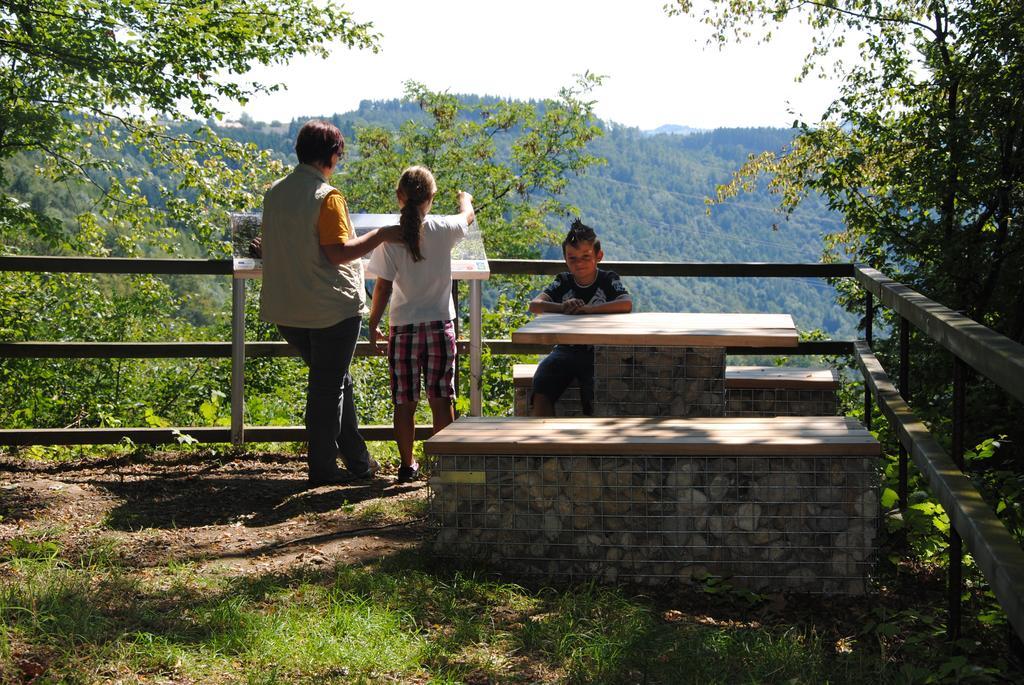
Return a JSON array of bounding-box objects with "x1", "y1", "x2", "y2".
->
[
  {"x1": 333, "y1": 77, "x2": 606, "y2": 420},
  {"x1": 1, "y1": 0, "x2": 378, "y2": 256},
  {"x1": 667, "y1": 1, "x2": 1024, "y2": 442},
  {"x1": 338, "y1": 76, "x2": 606, "y2": 259},
  {"x1": 1, "y1": 0, "x2": 378, "y2": 431},
  {"x1": 669, "y1": 0, "x2": 1023, "y2": 332}
]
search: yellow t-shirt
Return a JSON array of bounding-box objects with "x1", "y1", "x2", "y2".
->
[{"x1": 317, "y1": 190, "x2": 353, "y2": 245}]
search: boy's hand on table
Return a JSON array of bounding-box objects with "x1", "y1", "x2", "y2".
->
[{"x1": 562, "y1": 298, "x2": 586, "y2": 314}]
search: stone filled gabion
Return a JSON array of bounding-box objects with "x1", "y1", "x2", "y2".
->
[
  {"x1": 429, "y1": 453, "x2": 878, "y2": 594},
  {"x1": 726, "y1": 388, "x2": 838, "y2": 417},
  {"x1": 514, "y1": 345, "x2": 726, "y2": 417},
  {"x1": 514, "y1": 384, "x2": 584, "y2": 417},
  {"x1": 593, "y1": 346, "x2": 726, "y2": 418}
]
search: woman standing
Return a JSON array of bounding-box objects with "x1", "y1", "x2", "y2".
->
[{"x1": 260, "y1": 120, "x2": 401, "y2": 486}]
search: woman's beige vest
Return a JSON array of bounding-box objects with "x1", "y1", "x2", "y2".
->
[{"x1": 259, "y1": 164, "x2": 366, "y2": 328}]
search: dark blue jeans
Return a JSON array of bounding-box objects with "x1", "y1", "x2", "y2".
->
[
  {"x1": 278, "y1": 316, "x2": 371, "y2": 481},
  {"x1": 532, "y1": 344, "x2": 595, "y2": 415}
]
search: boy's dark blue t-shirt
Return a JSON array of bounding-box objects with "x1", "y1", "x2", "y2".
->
[
  {"x1": 541, "y1": 269, "x2": 629, "y2": 351},
  {"x1": 541, "y1": 269, "x2": 629, "y2": 306}
]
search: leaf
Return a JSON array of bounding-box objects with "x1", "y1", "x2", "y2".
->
[
  {"x1": 880, "y1": 487, "x2": 898, "y2": 508},
  {"x1": 143, "y1": 409, "x2": 171, "y2": 428},
  {"x1": 199, "y1": 401, "x2": 218, "y2": 423},
  {"x1": 7, "y1": 538, "x2": 61, "y2": 560},
  {"x1": 172, "y1": 429, "x2": 199, "y2": 445}
]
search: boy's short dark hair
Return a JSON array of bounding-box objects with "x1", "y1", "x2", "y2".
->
[
  {"x1": 562, "y1": 218, "x2": 601, "y2": 255},
  {"x1": 294, "y1": 120, "x2": 344, "y2": 167}
]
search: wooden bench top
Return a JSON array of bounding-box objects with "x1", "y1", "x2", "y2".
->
[
  {"x1": 513, "y1": 363, "x2": 538, "y2": 387},
  {"x1": 725, "y1": 366, "x2": 838, "y2": 390},
  {"x1": 424, "y1": 416, "x2": 880, "y2": 457},
  {"x1": 513, "y1": 363, "x2": 838, "y2": 390},
  {"x1": 511, "y1": 312, "x2": 799, "y2": 348}
]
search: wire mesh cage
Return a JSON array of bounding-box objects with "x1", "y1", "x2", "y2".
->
[
  {"x1": 725, "y1": 388, "x2": 839, "y2": 417},
  {"x1": 429, "y1": 450, "x2": 878, "y2": 594},
  {"x1": 593, "y1": 346, "x2": 726, "y2": 418}
]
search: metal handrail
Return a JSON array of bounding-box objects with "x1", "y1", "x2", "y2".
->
[
  {"x1": 856, "y1": 342, "x2": 1024, "y2": 642},
  {"x1": 0, "y1": 255, "x2": 231, "y2": 275},
  {"x1": 491, "y1": 258, "x2": 855, "y2": 278},
  {"x1": 855, "y1": 266, "x2": 1024, "y2": 406}
]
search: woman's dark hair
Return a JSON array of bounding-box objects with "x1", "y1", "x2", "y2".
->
[
  {"x1": 396, "y1": 166, "x2": 437, "y2": 262},
  {"x1": 562, "y1": 218, "x2": 601, "y2": 255},
  {"x1": 294, "y1": 120, "x2": 344, "y2": 168}
]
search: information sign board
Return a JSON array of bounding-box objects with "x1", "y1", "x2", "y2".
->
[{"x1": 230, "y1": 212, "x2": 490, "y2": 280}]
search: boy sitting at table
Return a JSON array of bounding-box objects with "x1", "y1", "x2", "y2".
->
[{"x1": 528, "y1": 219, "x2": 632, "y2": 416}]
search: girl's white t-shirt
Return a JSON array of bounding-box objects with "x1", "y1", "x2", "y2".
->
[{"x1": 367, "y1": 215, "x2": 468, "y2": 326}]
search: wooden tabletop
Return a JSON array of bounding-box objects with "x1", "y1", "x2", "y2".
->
[
  {"x1": 511, "y1": 312, "x2": 799, "y2": 348},
  {"x1": 424, "y1": 416, "x2": 880, "y2": 457}
]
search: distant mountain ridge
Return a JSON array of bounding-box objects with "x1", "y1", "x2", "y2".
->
[{"x1": 642, "y1": 124, "x2": 706, "y2": 136}]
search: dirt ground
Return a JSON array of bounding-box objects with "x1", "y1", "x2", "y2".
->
[{"x1": 0, "y1": 450, "x2": 427, "y2": 574}]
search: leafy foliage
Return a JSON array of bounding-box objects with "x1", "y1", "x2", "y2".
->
[
  {"x1": 338, "y1": 76, "x2": 607, "y2": 259},
  {"x1": 667, "y1": 0, "x2": 1024, "y2": 547},
  {"x1": 1, "y1": 0, "x2": 377, "y2": 255},
  {"x1": 671, "y1": 1, "x2": 1023, "y2": 399}
]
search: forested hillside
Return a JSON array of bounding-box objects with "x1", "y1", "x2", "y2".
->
[
  {"x1": 211, "y1": 104, "x2": 855, "y2": 337},
  {"x1": 2, "y1": 97, "x2": 853, "y2": 336}
]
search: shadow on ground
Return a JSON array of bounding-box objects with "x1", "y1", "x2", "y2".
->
[{"x1": 97, "y1": 474, "x2": 406, "y2": 530}]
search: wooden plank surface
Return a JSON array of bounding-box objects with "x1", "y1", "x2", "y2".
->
[
  {"x1": 511, "y1": 312, "x2": 799, "y2": 347},
  {"x1": 518, "y1": 363, "x2": 840, "y2": 389},
  {"x1": 725, "y1": 366, "x2": 838, "y2": 389},
  {"x1": 513, "y1": 363, "x2": 538, "y2": 387},
  {"x1": 424, "y1": 416, "x2": 879, "y2": 457}
]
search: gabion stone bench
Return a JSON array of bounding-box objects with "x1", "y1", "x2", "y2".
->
[
  {"x1": 514, "y1": 363, "x2": 839, "y2": 418},
  {"x1": 725, "y1": 366, "x2": 839, "y2": 417},
  {"x1": 426, "y1": 416, "x2": 880, "y2": 594}
]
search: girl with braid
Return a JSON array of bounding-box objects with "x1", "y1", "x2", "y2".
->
[{"x1": 368, "y1": 166, "x2": 475, "y2": 483}]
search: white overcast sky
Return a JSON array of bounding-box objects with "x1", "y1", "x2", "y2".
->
[{"x1": 227, "y1": 0, "x2": 847, "y2": 130}]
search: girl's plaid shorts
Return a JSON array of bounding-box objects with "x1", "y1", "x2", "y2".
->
[{"x1": 387, "y1": 319, "x2": 457, "y2": 405}]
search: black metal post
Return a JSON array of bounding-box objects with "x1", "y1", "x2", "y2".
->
[
  {"x1": 949, "y1": 529, "x2": 963, "y2": 641},
  {"x1": 948, "y1": 355, "x2": 967, "y2": 640},
  {"x1": 898, "y1": 317, "x2": 909, "y2": 509},
  {"x1": 864, "y1": 292, "x2": 874, "y2": 431},
  {"x1": 952, "y1": 357, "x2": 966, "y2": 469},
  {"x1": 1009, "y1": 625, "x2": 1024, "y2": 669},
  {"x1": 452, "y1": 279, "x2": 461, "y2": 419}
]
